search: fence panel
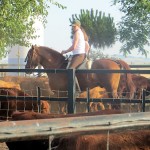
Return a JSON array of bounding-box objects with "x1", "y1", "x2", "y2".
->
[{"x1": 0, "y1": 112, "x2": 150, "y2": 142}]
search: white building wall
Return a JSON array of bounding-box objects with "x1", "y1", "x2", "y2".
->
[{"x1": 8, "y1": 20, "x2": 44, "y2": 76}]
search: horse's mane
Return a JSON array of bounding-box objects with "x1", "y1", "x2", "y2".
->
[
  {"x1": 37, "y1": 46, "x2": 67, "y2": 68},
  {"x1": 40, "y1": 46, "x2": 64, "y2": 58}
]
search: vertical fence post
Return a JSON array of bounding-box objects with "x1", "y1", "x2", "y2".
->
[
  {"x1": 49, "y1": 135, "x2": 54, "y2": 150},
  {"x1": 37, "y1": 86, "x2": 41, "y2": 113},
  {"x1": 142, "y1": 89, "x2": 146, "y2": 112},
  {"x1": 67, "y1": 69, "x2": 76, "y2": 114}
]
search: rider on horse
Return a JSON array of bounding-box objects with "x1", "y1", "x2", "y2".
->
[
  {"x1": 61, "y1": 19, "x2": 90, "y2": 69},
  {"x1": 61, "y1": 20, "x2": 90, "y2": 92}
]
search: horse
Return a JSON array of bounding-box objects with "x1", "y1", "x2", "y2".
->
[{"x1": 25, "y1": 45, "x2": 135, "y2": 112}]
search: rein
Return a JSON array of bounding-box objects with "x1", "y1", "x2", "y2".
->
[{"x1": 25, "y1": 46, "x2": 39, "y2": 68}]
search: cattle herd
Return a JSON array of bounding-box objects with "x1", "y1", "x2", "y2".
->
[
  {"x1": 4, "y1": 111, "x2": 150, "y2": 150},
  {"x1": 0, "y1": 74, "x2": 150, "y2": 149}
]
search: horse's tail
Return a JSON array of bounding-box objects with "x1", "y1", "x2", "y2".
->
[{"x1": 116, "y1": 59, "x2": 136, "y2": 99}]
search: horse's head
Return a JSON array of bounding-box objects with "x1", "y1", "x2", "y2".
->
[
  {"x1": 25, "y1": 45, "x2": 68, "y2": 74},
  {"x1": 25, "y1": 45, "x2": 39, "y2": 74}
]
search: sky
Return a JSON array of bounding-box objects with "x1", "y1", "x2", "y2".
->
[
  {"x1": 44, "y1": 0, "x2": 124, "y2": 56},
  {"x1": 44, "y1": 0, "x2": 150, "y2": 59}
]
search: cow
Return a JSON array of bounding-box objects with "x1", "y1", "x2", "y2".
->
[
  {"x1": 0, "y1": 80, "x2": 21, "y2": 90},
  {"x1": 118, "y1": 74, "x2": 150, "y2": 99},
  {"x1": 0, "y1": 88, "x2": 50, "y2": 120},
  {"x1": 118, "y1": 74, "x2": 150, "y2": 112},
  {"x1": 6, "y1": 110, "x2": 125, "y2": 150},
  {"x1": 79, "y1": 87, "x2": 110, "y2": 112},
  {"x1": 132, "y1": 74, "x2": 150, "y2": 98},
  {"x1": 6, "y1": 111, "x2": 150, "y2": 150},
  {"x1": 52, "y1": 130, "x2": 150, "y2": 150}
]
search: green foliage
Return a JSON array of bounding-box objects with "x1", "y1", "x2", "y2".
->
[
  {"x1": 89, "y1": 49, "x2": 109, "y2": 60},
  {"x1": 113, "y1": 0, "x2": 150, "y2": 56},
  {"x1": 69, "y1": 9, "x2": 117, "y2": 49},
  {"x1": 0, "y1": 0, "x2": 66, "y2": 59}
]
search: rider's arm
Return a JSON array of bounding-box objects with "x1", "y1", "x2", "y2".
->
[{"x1": 61, "y1": 32, "x2": 79, "y2": 54}]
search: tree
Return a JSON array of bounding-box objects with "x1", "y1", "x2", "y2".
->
[
  {"x1": 0, "y1": 0, "x2": 66, "y2": 59},
  {"x1": 89, "y1": 48, "x2": 109, "y2": 60},
  {"x1": 113, "y1": 0, "x2": 150, "y2": 56},
  {"x1": 69, "y1": 9, "x2": 117, "y2": 50}
]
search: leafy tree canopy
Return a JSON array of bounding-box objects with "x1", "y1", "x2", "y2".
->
[
  {"x1": 69, "y1": 9, "x2": 117, "y2": 50},
  {"x1": 113, "y1": 0, "x2": 150, "y2": 57},
  {"x1": 0, "y1": 0, "x2": 66, "y2": 59}
]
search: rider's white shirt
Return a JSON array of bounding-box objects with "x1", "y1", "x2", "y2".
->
[{"x1": 72, "y1": 29, "x2": 85, "y2": 55}]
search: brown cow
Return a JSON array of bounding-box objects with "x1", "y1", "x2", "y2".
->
[
  {"x1": 118, "y1": 74, "x2": 150, "y2": 99},
  {"x1": 118, "y1": 74, "x2": 150, "y2": 112},
  {"x1": 132, "y1": 74, "x2": 150, "y2": 99},
  {"x1": 53, "y1": 130, "x2": 150, "y2": 150},
  {"x1": 0, "y1": 80, "x2": 21, "y2": 90},
  {"x1": 11, "y1": 109, "x2": 124, "y2": 120},
  {"x1": 79, "y1": 87, "x2": 109, "y2": 112},
  {"x1": 0, "y1": 88, "x2": 50, "y2": 120},
  {"x1": 6, "y1": 110, "x2": 150, "y2": 150},
  {"x1": 6, "y1": 110, "x2": 124, "y2": 150},
  {"x1": 6, "y1": 130, "x2": 150, "y2": 150}
]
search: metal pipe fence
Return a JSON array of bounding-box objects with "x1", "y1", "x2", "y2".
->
[
  {"x1": 0, "y1": 67, "x2": 150, "y2": 147},
  {"x1": 0, "y1": 68, "x2": 150, "y2": 114}
]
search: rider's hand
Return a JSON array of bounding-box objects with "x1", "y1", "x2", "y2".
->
[{"x1": 61, "y1": 50, "x2": 66, "y2": 55}]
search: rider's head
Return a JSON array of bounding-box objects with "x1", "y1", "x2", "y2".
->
[{"x1": 70, "y1": 20, "x2": 81, "y2": 32}]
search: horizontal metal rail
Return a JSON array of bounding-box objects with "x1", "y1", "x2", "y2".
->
[
  {"x1": 0, "y1": 69, "x2": 150, "y2": 74},
  {"x1": 0, "y1": 64, "x2": 150, "y2": 68},
  {"x1": 1, "y1": 95, "x2": 150, "y2": 104},
  {"x1": 0, "y1": 112, "x2": 150, "y2": 142},
  {"x1": 129, "y1": 65, "x2": 150, "y2": 68}
]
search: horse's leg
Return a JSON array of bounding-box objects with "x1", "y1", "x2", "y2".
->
[{"x1": 108, "y1": 73, "x2": 121, "y2": 109}]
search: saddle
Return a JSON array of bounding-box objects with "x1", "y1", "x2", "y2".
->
[
  {"x1": 66, "y1": 55, "x2": 93, "y2": 70},
  {"x1": 77, "y1": 57, "x2": 93, "y2": 70}
]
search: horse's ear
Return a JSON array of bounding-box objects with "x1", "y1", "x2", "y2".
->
[
  {"x1": 31, "y1": 45, "x2": 37, "y2": 51},
  {"x1": 31, "y1": 45, "x2": 34, "y2": 49}
]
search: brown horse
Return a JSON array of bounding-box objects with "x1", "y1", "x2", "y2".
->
[{"x1": 25, "y1": 45, "x2": 135, "y2": 110}]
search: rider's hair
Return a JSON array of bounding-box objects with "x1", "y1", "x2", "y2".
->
[{"x1": 80, "y1": 27, "x2": 89, "y2": 41}]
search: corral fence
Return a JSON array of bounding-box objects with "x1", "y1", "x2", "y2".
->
[
  {"x1": 0, "y1": 66, "x2": 150, "y2": 149},
  {"x1": 0, "y1": 66, "x2": 150, "y2": 114}
]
